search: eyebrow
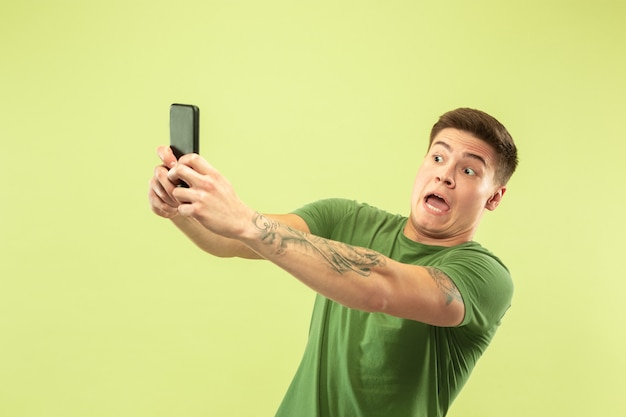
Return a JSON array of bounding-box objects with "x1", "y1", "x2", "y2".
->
[{"x1": 432, "y1": 140, "x2": 487, "y2": 167}]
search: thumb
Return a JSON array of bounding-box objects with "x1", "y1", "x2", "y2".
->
[{"x1": 157, "y1": 145, "x2": 177, "y2": 168}]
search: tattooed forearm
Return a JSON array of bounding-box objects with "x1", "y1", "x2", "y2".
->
[
  {"x1": 253, "y1": 213, "x2": 385, "y2": 277},
  {"x1": 425, "y1": 267, "x2": 462, "y2": 305}
]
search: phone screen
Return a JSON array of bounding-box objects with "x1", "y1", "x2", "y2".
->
[{"x1": 170, "y1": 104, "x2": 199, "y2": 159}]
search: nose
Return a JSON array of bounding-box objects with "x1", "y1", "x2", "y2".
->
[{"x1": 436, "y1": 170, "x2": 455, "y2": 188}]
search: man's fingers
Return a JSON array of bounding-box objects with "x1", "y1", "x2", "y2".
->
[
  {"x1": 153, "y1": 166, "x2": 186, "y2": 209},
  {"x1": 177, "y1": 153, "x2": 214, "y2": 175},
  {"x1": 168, "y1": 153, "x2": 224, "y2": 191},
  {"x1": 148, "y1": 186, "x2": 178, "y2": 218},
  {"x1": 167, "y1": 161, "x2": 206, "y2": 189},
  {"x1": 152, "y1": 180, "x2": 176, "y2": 207}
]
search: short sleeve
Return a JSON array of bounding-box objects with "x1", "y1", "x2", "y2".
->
[
  {"x1": 437, "y1": 247, "x2": 514, "y2": 332},
  {"x1": 291, "y1": 198, "x2": 358, "y2": 239}
]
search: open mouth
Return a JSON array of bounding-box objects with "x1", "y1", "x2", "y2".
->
[{"x1": 424, "y1": 193, "x2": 450, "y2": 213}]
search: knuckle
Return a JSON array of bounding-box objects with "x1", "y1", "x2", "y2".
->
[{"x1": 198, "y1": 177, "x2": 212, "y2": 190}]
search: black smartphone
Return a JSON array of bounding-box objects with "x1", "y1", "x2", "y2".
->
[{"x1": 169, "y1": 103, "x2": 199, "y2": 159}]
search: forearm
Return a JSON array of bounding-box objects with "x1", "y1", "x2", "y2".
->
[
  {"x1": 171, "y1": 214, "x2": 261, "y2": 259},
  {"x1": 239, "y1": 213, "x2": 390, "y2": 312}
]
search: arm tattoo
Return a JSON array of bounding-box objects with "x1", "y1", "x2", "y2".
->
[
  {"x1": 253, "y1": 213, "x2": 386, "y2": 277},
  {"x1": 425, "y1": 267, "x2": 462, "y2": 305}
]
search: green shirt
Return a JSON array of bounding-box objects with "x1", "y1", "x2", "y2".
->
[{"x1": 275, "y1": 199, "x2": 513, "y2": 417}]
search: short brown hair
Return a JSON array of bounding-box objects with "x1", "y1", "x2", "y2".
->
[{"x1": 430, "y1": 108, "x2": 518, "y2": 185}]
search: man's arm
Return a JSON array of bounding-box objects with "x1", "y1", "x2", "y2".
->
[
  {"x1": 167, "y1": 153, "x2": 465, "y2": 327},
  {"x1": 241, "y1": 213, "x2": 464, "y2": 326},
  {"x1": 169, "y1": 213, "x2": 310, "y2": 259}
]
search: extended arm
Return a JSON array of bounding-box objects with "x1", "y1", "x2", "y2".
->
[
  {"x1": 163, "y1": 152, "x2": 464, "y2": 327},
  {"x1": 241, "y1": 213, "x2": 464, "y2": 326}
]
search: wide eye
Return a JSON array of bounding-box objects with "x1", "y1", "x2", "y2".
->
[
  {"x1": 463, "y1": 167, "x2": 476, "y2": 176},
  {"x1": 433, "y1": 155, "x2": 443, "y2": 163}
]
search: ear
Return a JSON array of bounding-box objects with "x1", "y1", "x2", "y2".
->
[{"x1": 485, "y1": 186, "x2": 506, "y2": 211}]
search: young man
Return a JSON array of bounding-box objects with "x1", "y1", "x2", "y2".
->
[{"x1": 148, "y1": 107, "x2": 519, "y2": 417}]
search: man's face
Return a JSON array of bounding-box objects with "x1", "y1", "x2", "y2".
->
[{"x1": 404, "y1": 128, "x2": 506, "y2": 246}]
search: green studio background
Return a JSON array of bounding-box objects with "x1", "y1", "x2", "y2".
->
[{"x1": 1, "y1": 1, "x2": 624, "y2": 416}]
